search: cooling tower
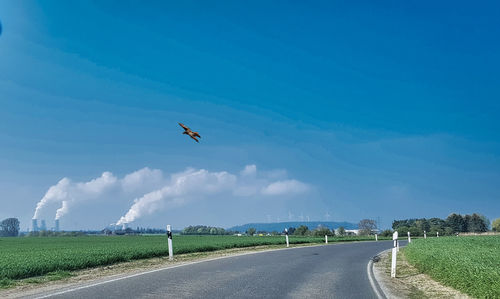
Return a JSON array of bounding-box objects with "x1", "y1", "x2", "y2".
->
[
  {"x1": 32, "y1": 219, "x2": 38, "y2": 232},
  {"x1": 55, "y1": 219, "x2": 60, "y2": 232},
  {"x1": 40, "y1": 219, "x2": 47, "y2": 231}
]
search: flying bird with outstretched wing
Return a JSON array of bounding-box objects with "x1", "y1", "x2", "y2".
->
[{"x1": 178, "y1": 123, "x2": 201, "y2": 143}]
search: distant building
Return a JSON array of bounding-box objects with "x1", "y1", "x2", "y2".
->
[
  {"x1": 55, "y1": 219, "x2": 60, "y2": 232},
  {"x1": 344, "y1": 229, "x2": 359, "y2": 236},
  {"x1": 32, "y1": 219, "x2": 38, "y2": 232}
]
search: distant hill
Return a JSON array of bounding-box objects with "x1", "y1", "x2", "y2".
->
[{"x1": 227, "y1": 221, "x2": 357, "y2": 233}]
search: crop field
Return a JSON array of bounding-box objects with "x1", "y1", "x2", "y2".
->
[
  {"x1": 404, "y1": 235, "x2": 500, "y2": 298},
  {"x1": 0, "y1": 235, "x2": 379, "y2": 281}
]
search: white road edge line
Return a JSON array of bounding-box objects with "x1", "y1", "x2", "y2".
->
[
  {"x1": 367, "y1": 259, "x2": 384, "y2": 299},
  {"x1": 35, "y1": 243, "x2": 329, "y2": 299}
]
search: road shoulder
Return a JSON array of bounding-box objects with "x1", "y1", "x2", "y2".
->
[{"x1": 371, "y1": 249, "x2": 470, "y2": 299}]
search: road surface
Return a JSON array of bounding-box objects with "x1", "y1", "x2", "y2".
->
[{"x1": 33, "y1": 240, "x2": 402, "y2": 299}]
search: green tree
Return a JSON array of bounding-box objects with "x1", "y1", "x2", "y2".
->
[
  {"x1": 409, "y1": 226, "x2": 421, "y2": 237},
  {"x1": 429, "y1": 218, "x2": 446, "y2": 230},
  {"x1": 337, "y1": 226, "x2": 346, "y2": 236},
  {"x1": 358, "y1": 219, "x2": 377, "y2": 236},
  {"x1": 444, "y1": 227, "x2": 454, "y2": 236},
  {"x1": 294, "y1": 225, "x2": 309, "y2": 236},
  {"x1": 246, "y1": 227, "x2": 256, "y2": 236},
  {"x1": 415, "y1": 219, "x2": 430, "y2": 232},
  {"x1": 0, "y1": 218, "x2": 20, "y2": 237},
  {"x1": 313, "y1": 227, "x2": 334, "y2": 237},
  {"x1": 446, "y1": 213, "x2": 466, "y2": 233},
  {"x1": 467, "y1": 213, "x2": 488, "y2": 232},
  {"x1": 492, "y1": 218, "x2": 500, "y2": 232},
  {"x1": 396, "y1": 225, "x2": 410, "y2": 236},
  {"x1": 380, "y1": 229, "x2": 392, "y2": 237}
]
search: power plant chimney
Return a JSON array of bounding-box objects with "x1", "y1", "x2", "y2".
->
[
  {"x1": 55, "y1": 219, "x2": 60, "y2": 232},
  {"x1": 32, "y1": 219, "x2": 38, "y2": 232},
  {"x1": 40, "y1": 219, "x2": 47, "y2": 231}
]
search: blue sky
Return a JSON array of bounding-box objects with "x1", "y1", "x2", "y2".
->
[{"x1": 1, "y1": 1, "x2": 499, "y2": 230}]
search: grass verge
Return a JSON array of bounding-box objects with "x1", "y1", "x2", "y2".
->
[{"x1": 404, "y1": 236, "x2": 500, "y2": 298}]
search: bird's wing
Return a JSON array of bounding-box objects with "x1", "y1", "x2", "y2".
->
[
  {"x1": 189, "y1": 135, "x2": 199, "y2": 142},
  {"x1": 193, "y1": 132, "x2": 201, "y2": 138},
  {"x1": 178, "y1": 123, "x2": 189, "y2": 131}
]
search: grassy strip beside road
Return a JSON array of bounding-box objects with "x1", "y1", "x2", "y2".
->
[
  {"x1": 0, "y1": 235, "x2": 382, "y2": 282},
  {"x1": 404, "y1": 236, "x2": 500, "y2": 298}
]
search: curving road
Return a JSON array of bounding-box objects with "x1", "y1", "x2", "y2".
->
[{"x1": 33, "y1": 240, "x2": 401, "y2": 299}]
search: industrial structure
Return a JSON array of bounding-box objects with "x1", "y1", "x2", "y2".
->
[
  {"x1": 31, "y1": 219, "x2": 61, "y2": 232},
  {"x1": 31, "y1": 219, "x2": 38, "y2": 232}
]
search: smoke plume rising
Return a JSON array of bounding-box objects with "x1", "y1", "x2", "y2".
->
[
  {"x1": 116, "y1": 165, "x2": 309, "y2": 225},
  {"x1": 33, "y1": 168, "x2": 163, "y2": 220}
]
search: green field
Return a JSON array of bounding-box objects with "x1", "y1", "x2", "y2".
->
[
  {"x1": 0, "y1": 235, "x2": 379, "y2": 281},
  {"x1": 404, "y1": 236, "x2": 500, "y2": 298}
]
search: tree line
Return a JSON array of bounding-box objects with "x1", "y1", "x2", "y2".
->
[
  {"x1": 391, "y1": 213, "x2": 490, "y2": 236},
  {"x1": 181, "y1": 225, "x2": 230, "y2": 235},
  {"x1": 2, "y1": 215, "x2": 499, "y2": 237},
  {"x1": 244, "y1": 225, "x2": 349, "y2": 237}
]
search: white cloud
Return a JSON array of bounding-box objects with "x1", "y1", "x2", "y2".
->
[
  {"x1": 121, "y1": 167, "x2": 163, "y2": 193},
  {"x1": 240, "y1": 164, "x2": 257, "y2": 177},
  {"x1": 261, "y1": 179, "x2": 310, "y2": 195}
]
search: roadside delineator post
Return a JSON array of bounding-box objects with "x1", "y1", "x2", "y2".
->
[
  {"x1": 375, "y1": 234, "x2": 378, "y2": 241},
  {"x1": 408, "y1": 231, "x2": 411, "y2": 243},
  {"x1": 325, "y1": 235, "x2": 328, "y2": 244},
  {"x1": 167, "y1": 225, "x2": 173, "y2": 260},
  {"x1": 391, "y1": 231, "x2": 398, "y2": 278},
  {"x1": 424, "y1": 230, "x2": 427, "y2": 239},
  {"x1": 285, "y1": 228, "x2": 289, "y2": 248}
]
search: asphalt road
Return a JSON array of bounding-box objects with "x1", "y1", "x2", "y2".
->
[{"x1": 35, "y1": 240, "x2": 401, "y2": 299}]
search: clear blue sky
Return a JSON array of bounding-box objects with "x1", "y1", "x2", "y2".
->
[{"x1": 1, "y1": 1, "x2": 499, "y2": 230}]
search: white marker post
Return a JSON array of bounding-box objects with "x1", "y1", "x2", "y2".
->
[
  {"x1": 391, "y1": 231, "x2": 398, "y2": 278},
  {"x1": 437, "y1": 231, "x2": 439, "y2": 238},
  {"x1": 375, "y1": 234, "x2": 378, "y2": 241},
  {"x1": 408, "y1": 231, "x2": 411, "y2": 243},
  {"x1": 325, "y1": 235, "x2": 328, "y2": 244},
  {"x1": 424, "y1": 230, "x2": 427, "y2": 239},
  {"x1": 167, "y1": 225, "x2": 173, "y2": 260},
  {"x1": 285, "y1": 228, "x2": 289, "y2": 248}
]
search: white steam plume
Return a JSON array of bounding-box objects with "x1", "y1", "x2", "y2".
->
[
  {"x1": 55, "y1": 201, "x2": 69, "y2": 220},
  {"x1": 116, "y1": 165, "x2": 310, "y2": 225},
  {"x1": 33, "y1": 178, "x2": 71, "y2": 219},
  {"x1": 116, "y1": 169, "x2": 237, "y2": 225},
  {"x1": 33, "y1": 168, "x2": 163, "y2": 220},
  {"x1": 34, "y1": 165, "x2": 310, "y2": 226}
]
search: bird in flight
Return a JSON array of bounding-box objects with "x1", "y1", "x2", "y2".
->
[{"x1": 178, "y1": 123, "x2": 201, "y2": 143}]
